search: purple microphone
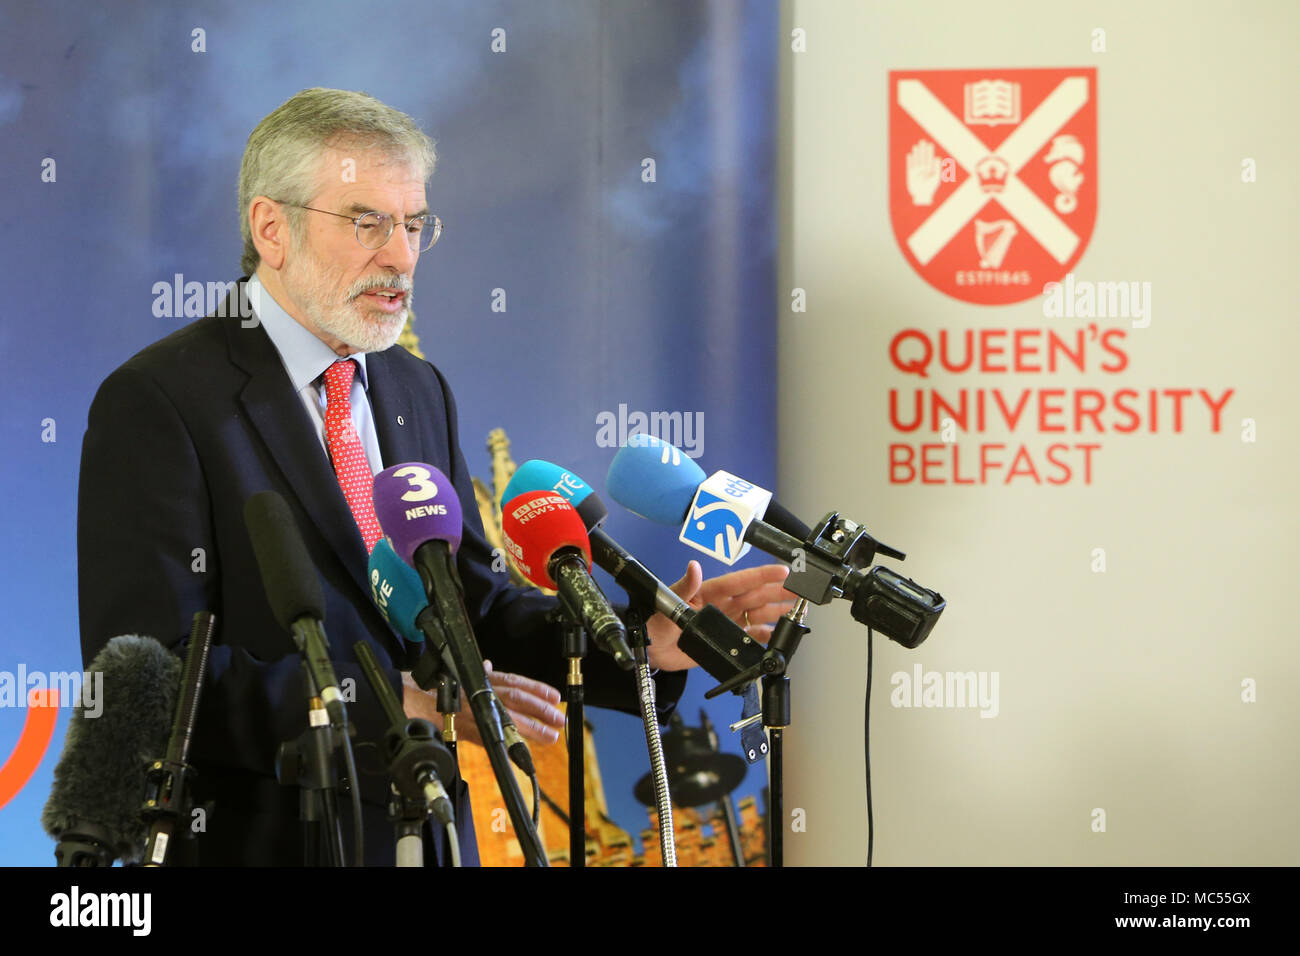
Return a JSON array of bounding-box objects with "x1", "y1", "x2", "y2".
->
[
  {"x1": 372, "y1": 463, "x2": 463, "y2": 564},
  {"x1": 372, "y1": 462, "x2": 546, "y2": 835}
]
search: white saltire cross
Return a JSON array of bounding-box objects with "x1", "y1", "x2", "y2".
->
[{"x1": 897, "y1": 76, "x2": 1089, "y2": 265}]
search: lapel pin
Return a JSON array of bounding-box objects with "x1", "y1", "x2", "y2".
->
[{"x1": 397, "y1": 415, "x2": 405, "y2": 426}]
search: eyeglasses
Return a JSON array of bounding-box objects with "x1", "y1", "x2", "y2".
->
[{"x1": 278, "y1": 202, "x2": 443, "y2": 253}]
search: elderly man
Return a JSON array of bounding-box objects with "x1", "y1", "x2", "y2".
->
[{"x1": 77, "y1": 88, "x2": 790, "y2": 866}]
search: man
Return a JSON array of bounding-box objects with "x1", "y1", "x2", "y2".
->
[{"x1": 77, "y1": 88, "x2": 791, "y2": 866}]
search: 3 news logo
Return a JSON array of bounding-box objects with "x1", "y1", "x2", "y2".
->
[{"x1": 679, "y1": 472, "x2": 772, "y2": 565}]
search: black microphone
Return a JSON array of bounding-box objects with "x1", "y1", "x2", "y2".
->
[
  {"x1": 587, "y1": 530, "x2": 763, "y2": 683},
  {"x1": 43, "y1": 635, "x2": 181, "y2": 866},
  {"x1": 141, "y1": 611, "x2": 216, "y2": 866},
  {"x1": 243, "y1": 491, "x2": 347, "y2": 731}
]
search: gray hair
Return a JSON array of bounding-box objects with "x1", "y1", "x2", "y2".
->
[{"x1": 237, "y1": 88, "x2": 437, "y2": 276}]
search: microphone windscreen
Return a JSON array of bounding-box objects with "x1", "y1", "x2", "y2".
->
[
  {"x1": 372, "y1": 462, "x2": 463, "y2": 564},
  {"x1": 504, "y1": 460, "x2": 608, "y2": 530},
  {"x1": 244, "y1": 490, "x2": 325, "y2": 628},
  {"x1": 501, "y1": 492, "x2": 592, "y2": 590},
  {"x1": 606, "y1": 434, "x2": 705, "y2": 525},
  {"x1": 42, "y1": 635, "x2": 181, "y2": 863},
  {"x1": 368, "y1": 538, "x2": 428, "y2": 643}
]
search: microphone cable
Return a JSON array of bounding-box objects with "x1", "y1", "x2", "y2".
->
[{"x1": 865, "y1": 626, "x2": 875, "y2": 868}]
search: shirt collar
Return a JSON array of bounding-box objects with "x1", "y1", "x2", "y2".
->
[{"x1": 247, "y1": 273, "x2": 370, "y2": 391}]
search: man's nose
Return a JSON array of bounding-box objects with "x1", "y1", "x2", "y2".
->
[{"x1": 373, "y1": 223, "x2": 418, "y2": 273}]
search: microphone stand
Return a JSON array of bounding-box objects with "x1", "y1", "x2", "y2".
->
[
  {"x1": 552, "y1": 609, "x2": 587, "y2": 867},
  {"x1": 411, "y1": 607, "x2": 549, "y2": 867},
  {"x1": 706, "y1": 598, "x2": 811, "y2": 869},
  {"x1": 759, "y1": 600, "x2": 808, "y2": 869},
  {"x1": 439, "y1": 675, "x2": 460, "y2": 760},
  {"x1": 355, "y1": 642, "x2": 459, "y2": 868},
  {"x1": 141, "y1": 610, "x2": 215, "y2": 866},
  {"x1": 699, "y1": 709, "x2": 747, "y2": 868},
  {"x1": 411, "y1": 642, "x2": 461, "y2": 761},
  {"x1": 276, "y1": 661, "x2": 346, "y2": 866},
  {"x1": 625, "y1": 600, "x2": 677, "y2": 867}
]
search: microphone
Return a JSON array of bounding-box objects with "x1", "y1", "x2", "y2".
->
[
  {"x1": 503, "y1": 460, "x2": 763, "y2": 683},
  {"x1": 141, "y1": 611, "x2": 216, "y2": 866},
  {"x1": 585, "y1": 433, "x2": 807, "y2": 538},
  {"x1": 504, "y1": 460, "x2": 610, "y2": 530},
  {"x1": 43, "y1": 635, "x2": 181, "y2": 866},
  {"x1": 368, "y1": 538, "x2": 429, "y2": 646},
  {"x1": 500, "y1": 491, "x2": 634, "y2": 670},
  {"x1": 371, "y1": 463, "x2": 513, "y2": 759},
  {"x1": 607, "y1": 434, "x2": 903, "y2": 567},
  {"x1": 608, "y1": 435, "x2": 945, "y2": 647},
  {"x1": 243, "y1": 491, "x2": 347, "y2": 731},
  {"x1": 607, "y1": 434, "x2": 802, "y2": 567},
  {"x1": 373, "y1": 462, "x2": 549, "y2": 867},
  {"x1": 368, "y1": 535, "x2": 536, "y2": 774}
]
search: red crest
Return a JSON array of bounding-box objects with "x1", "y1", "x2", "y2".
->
[{"x1": 889, "y1": 68, "x2": 1098, "y2": 305}]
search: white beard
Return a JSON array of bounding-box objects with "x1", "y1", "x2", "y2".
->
[{"x1": 282, "y1": 241, "x2": 412, "y2": 353}]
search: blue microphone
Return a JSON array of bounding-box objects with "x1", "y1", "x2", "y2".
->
[
  {"x1": 605, "y1": 434, "x2": 708, "y2": 526},
  {"x1": 368, "y1": 539, "x2": 428, "y2": 645},
  {"x1": 608, "y1": 435, "x2": 782, "y2": 566}
]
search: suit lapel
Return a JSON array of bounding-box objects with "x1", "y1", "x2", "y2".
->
[
  {"x1": 367, "y1": 347, "x2": 427, "y2": 469},
  {"x1": 223, "y1": 303, "x2": 372, "y2": 599}
]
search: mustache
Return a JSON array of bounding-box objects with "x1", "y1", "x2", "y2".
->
[{"x1": 348, "y1": 275, "x2": 414, "y2": 299}]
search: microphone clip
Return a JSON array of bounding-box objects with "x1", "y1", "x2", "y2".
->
[{"x1": 783, "y1": 511, "x2": 906, "y2": 605}]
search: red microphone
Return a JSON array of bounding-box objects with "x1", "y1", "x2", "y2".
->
[{"x1": 502, "y1": 493, "x2": 633, "y2": 669}]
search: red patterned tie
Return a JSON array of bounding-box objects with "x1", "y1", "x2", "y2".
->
[{"x1": 323, "y1": 360, "x2": 384, "y2": 553}]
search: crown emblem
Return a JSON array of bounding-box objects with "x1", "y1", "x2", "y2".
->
[{"x1": 975, "y1": 155, "x2": 1009, "y2": 193}]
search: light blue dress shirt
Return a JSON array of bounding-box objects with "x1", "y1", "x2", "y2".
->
[{"x1": 246, "y1": 274, "x2": 385, "y2": 476}]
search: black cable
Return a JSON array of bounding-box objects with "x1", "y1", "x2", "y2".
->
[
  {"x1": 865, "y1": 626, "x2": 874, "y2": 867},
  {"x1": 339, "y1": 729, "x2": 364, "y2": 866}
]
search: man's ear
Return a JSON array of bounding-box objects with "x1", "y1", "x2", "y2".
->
[{"x1": 249, "y1": 196, "x2": 288, "y2": 270}]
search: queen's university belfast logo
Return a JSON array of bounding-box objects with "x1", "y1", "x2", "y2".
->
[{"x1": 889, "y1": 68, "x2": 1098, "y2": 306}]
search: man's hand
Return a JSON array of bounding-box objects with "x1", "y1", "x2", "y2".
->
[
  {"x1": 402, "y1": 661, "x2": 565, "y2": 747},
  {"x1": 644, "y1": 561, "x2": 795, "y2": 671}
]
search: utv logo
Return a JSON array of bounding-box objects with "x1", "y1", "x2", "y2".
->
[{"x1": 889, "y1": 68, "x2": 1098, "y2": 305}]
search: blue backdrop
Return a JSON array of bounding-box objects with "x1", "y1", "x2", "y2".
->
[{"x1": 0, "y1": 0, "x2": 778, "y2": 864}]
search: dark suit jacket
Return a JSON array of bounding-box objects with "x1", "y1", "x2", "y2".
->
[{"x1": 77, "y1": 280, "x2": 685, "y2": 866}]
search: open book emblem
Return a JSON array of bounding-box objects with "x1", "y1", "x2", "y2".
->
[{"x1": 965, "y1": 80, "x2": 1020, "y2": 126}]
